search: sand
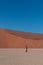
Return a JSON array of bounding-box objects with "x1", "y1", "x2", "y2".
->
[
  {"x1": 0, "y1": 28, "x2": 43, "y2": 48},
  {"x1": 0, "y1": 49, "x2": 43, "y2": 65}
]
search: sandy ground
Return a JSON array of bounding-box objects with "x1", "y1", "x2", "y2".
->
[{"x1": 0, "y1": 49, "x2": 43, "y2": 65}]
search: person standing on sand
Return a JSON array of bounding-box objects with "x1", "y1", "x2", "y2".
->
[{"x1": 25, "y1": 45, "x2": 28, "y2": 52}]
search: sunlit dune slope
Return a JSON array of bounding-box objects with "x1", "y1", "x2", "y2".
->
[{"x1": 0, "y1": 28, "x2": 43, "y2": 48}]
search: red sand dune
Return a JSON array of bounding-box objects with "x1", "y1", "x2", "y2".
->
[{"x1": 0, "y1": 28, "x2": 43, "y2": 48}]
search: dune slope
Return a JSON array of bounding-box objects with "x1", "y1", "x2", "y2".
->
[{"x1": 0, "y1": 28, "x2": 43, "y2": 48}]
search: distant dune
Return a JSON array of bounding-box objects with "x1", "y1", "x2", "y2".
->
[{"x1": 0, "y1": 28, "x2": 43, "y2": 48}]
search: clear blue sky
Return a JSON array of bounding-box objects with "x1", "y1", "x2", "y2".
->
[{"x1": 0, "y1": 0, "x2": 43, "y2": 33}]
